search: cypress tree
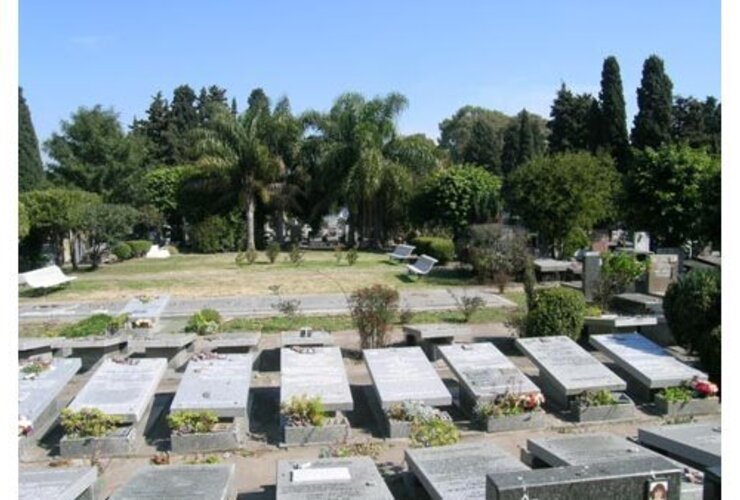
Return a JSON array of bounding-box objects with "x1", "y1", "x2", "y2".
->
[
  {"x1": 631, "y1": 55, "x2": 673, "y2": 149},
  {"x1": 18, "y1": 87, "x2": 45, "y2": 192},
  {"x1": 548, "y1": 84, "x2": 596, "y2": 153},
  {"x1": 231, "y1": 97, "x2": 238, "y2": 116},
  {"x1": 597, "y1": 56, "x2": 629, "y2": 164}
]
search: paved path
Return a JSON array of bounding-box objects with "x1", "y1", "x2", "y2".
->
[{"x1": 19, "y1": 286, "x2": 516, "y2": 320}]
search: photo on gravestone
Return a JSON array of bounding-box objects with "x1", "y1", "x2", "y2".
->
[{"x1": 646, "y1": 479, "x2": 668, "y2": 500}]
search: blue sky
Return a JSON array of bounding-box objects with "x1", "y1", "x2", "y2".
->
[{"x1": 21, "y1": 0, "x2": 720, "y2": 147}]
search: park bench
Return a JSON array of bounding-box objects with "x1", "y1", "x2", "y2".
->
[
  {"x1": 19, "y1": 265, "x2": 76, "y2": 290},
  {"x1": 407, "y1": 254, "x2": 438, "y2": 277},
  {"x1": 387, "y1": 243, "x2": 416, "y2": 262}
]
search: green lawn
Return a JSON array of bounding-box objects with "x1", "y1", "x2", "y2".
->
[{"x1": 20, "y1": 250, "x2": 480, "y2": 302}]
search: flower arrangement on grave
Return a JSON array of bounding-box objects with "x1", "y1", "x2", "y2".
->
[
  {"x1": 575, "y1": 389, "x2": 618, "y2": 407},
  {"x1": 385, "y1": 401, "x2": 451, "y2": 423},
  {"x1": 20, "y1": 359, "x2": 53, "y2": 379},
  {"x1": 474, "y1": 391, "x2": 545, "y2": 421},
  {"x1": 688, "y1": 377, "x2": 719, "y2": 398},
  {"x1": 60, "y1": 408, "x2": 123, "y2": 438},
  {"x1": 659, "y1": 377, "x2": 719, "y2": 403},
  {"x1": 167, "y1": 411, "x2": 219, "y2": 435},
  {"x1": 280, "y1": 395, "x2": 327, "y2": 427},
  {"x1": 18, "y1": 416, "x2": 33, "y2": 437}
]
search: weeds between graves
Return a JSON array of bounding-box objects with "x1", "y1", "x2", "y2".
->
[
  {"x1": 184, "y1": 309, "x2": 222, "y2": 335},
  {"x1": 60, "y1": 408, "x2": 123, "y2": 438},
  {"x1": 280, "y1": 395, "x2": 327, "y2": 426},
  {"x1": 575, "y1": 389, "x2": 618, "y2": 407}
]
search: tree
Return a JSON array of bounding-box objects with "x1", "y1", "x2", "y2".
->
[
  {"x1": 631, "y1": 55, "x2": 673, "y2": 149},
  {"x1": 547, "y1": 84, "x2": 598, "y2": 154},
  {"x1": 438, "y1": 106, "x2": 510, "y2": 175},
  {"x1": 141, "y1": 166, "x2": 188, "y2": 221},
  {"x1": 624, "y1": 145, "x2": 719, "y2": 248},
  {"x1": 44, "y1": 105, "x2": 146, "y2": 203},
  {"x1": 19, "y1": 87, "x2": 45, "y2": 192},
  {"x1": 384, "y1": 134, "x2": 442, "y2": 178},
  {"x1": 19, "y1": 201, "x2": 31, "y2": 239},
  {"x1": 596, "y1": 56, "x2": 630, "y2": 167},
  {"x1": 506, "y1": 152, "x2": 619, "y2": 256},
  {"x1": 501, "y1": 109, "x2": 547, "y2": 175},
  {"x1": 168, "y1": 85, "x2": 199, "y2": 163},
  {"x1": 412, "y1": 165, "x2": 502, "y2": 239},
  {"x1": 133, "y1": 91, "x2": 173, "y2": 165},
  {"x1": 73, "y1": 203, "x2": 140, "y2": 268},
  {"x1": 672, "y1": 95, "x2": 722, "y2": 153}
]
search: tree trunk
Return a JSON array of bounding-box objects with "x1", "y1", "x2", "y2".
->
[
  {"x1": 275, "y1": 210, "x2": 286, "y2": 245},
  {"x1": 246, "y1": 193, "x2": 256, "y2": 251},
  {"x1": 70, "y1": 231, "x2": 79, "y2": 271}
]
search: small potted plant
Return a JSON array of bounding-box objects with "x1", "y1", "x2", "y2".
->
[{"x1": 654, "y1": 377, "x2": 720, "y2": 417}]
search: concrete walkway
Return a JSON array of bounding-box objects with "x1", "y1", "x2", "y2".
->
[{"x1": 19, "y1": 286, "x2": 516, "y2": 321}]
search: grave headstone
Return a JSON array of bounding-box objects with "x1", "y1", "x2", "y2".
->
[
  {"x1": 582, "y1": 251, "x2": 602, "y2": 301},
  {"x1": 515, "y1": 336, "x2": 626, "y2": 407},
  {"x1": 646, "y1": 254, "x2": 679, "y2": 296},
  {"x1": 638, "y1": 422, "x2": 721, "y2": 469},
  {"x1": 364, "y1": 347, "x2": 451, "y2": 409},
  {"x1": 68, "y1": 358, "x2": 167, "y2": 422},
  {"x1": 19, "y1": 467, "x2": 98, "y2": 500},
  {"x1": 19, "y1": 358, "x2": 81, "y2": 433},
  {"x1": 402, "y1": 324, "x2": 470, "y2": 360},
  {"x1": 110, "y1": 464, "x2": 235, "y2": 500},
  {"x1": 276, "y1": 457, "x2": 393, "y2": 500},
  {"x1": 633, "y1": 231, "x2": 651, "y2": 253},
  {"x1": 406, "y1": 442, "x2": 528, "y2": 500},
  {"x1": 280, "y1": 347, "x2": 353, "y2": 411}
]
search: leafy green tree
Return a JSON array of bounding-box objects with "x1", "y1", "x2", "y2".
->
[
  {"x1": 438, "y1": 106, "x2": 510, "y2": 175},
  {"x1": 412, "y1": 165, "x2": 502, "y2": 239},
  {"x1": 506, "y1": 152, "x2": 619, "y2": 256},
  {"x1": 671, "y1": 96, "x2": 722, "y2": 153},
  {"x1": 72, "y1": 203, "x2": 140, "y2": 268},
  {"x1": 141, "y1": 166, "x2": 188, "y2": 221},
  {"x1": 19, "y1": 201, "x2": 31, "y2": 239},
  {"x1": 132, "y1": 91, "x2": 174, "y2": 166},
  {"x1": 19, "y1": 87, "x2": 45, "y2": 192},
  {"x1": 385, "y1": 134, "x2": 442, "y2": 178},
  {"x1": 501, "y1": 109, "x2": 547, "y2": 175},
  {"x1": 596, "y1": 56, "x2": 630, "y2": 167},
  {"x1": 631, "y1": 55, "x2": 674, "y2": 149},
  {"x1": 547, "y1": 84, "x2": 598, "y2": 153},
  {"x1": 624, "y1": 145, "x2": 719, "y2": 247},
  {"x1": 168, "y1": 85, "x2": 199, "y2": 163},
  {"x1": 44, "y1": 105, "x2": 146, "y2": 203}
]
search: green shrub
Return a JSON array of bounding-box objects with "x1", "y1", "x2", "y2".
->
[
  {"x1": 111, "y1": 242, "x2": 133, "y2": 261},
  {"x1": 265, "y1": 242, "x2": 281, "y2": 263},
  {"x1": 280, "y1": 396, "x2": 326, "y2": 426},
  {"x1": 525, "y1": 287, "x2": 586, "y2": 340},
  {"x1": 409, "y1": 418, "x2": 460, "y2": 448},
  {"x1": 236, "y1": 249, "x2": 258, "y2": 266},
  {"x1": 288, "y1": 245, "x2": 305, "y2": 265},
  {"x1": 349, "y1": 284, "x2": 400, "y2": 349},
  {"x1": 595, "y1": 252, "x2": 648, "y2": 310},
  {"x1": 60, "y1": 408, "x2": 123, "y2": 438},
  {"x1": 126, "y1": 240, "x2": 153, "y2": 257},
  {"x1": 346, "y1": 247, "x2": 359, "y2": 266},
  {"x1": 190, "y1": 215, "x2": 242, "y2": 253},
  {"x1": 659, "y1": 386, "x2": 693, "y2": 403},
  {"x1": 463, "y1": 224, "x2": 528, "y2": 286},
  {"x1": 185, "y1": 308, "x2": 222, "y2": 335},
  {"x1": 411, "y1": 236, "x2": 455, "y2": 265},
  {"x1": 663, "y1": 269, "x2": 721, "y2": 357},
  {"x1": 576, "y1": 389, "x2": 617, "y2": 407},
  {"x1": 167, "y1": 411, "x2": 219, "y2": 434},
  {"x1": 61, "y1": 313, "x2": 128, "y2": 338}
]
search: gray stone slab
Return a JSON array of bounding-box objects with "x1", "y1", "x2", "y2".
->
[
  {"x1": 276, "y1": 457, "x2": 393, "y2": 500},
  {"x1": 406, "y1": 442, "x2": 528, "y2": 500},
  {"x1": 515, "y1": 336, "x2": 626, "y2": 397},
  {"x1": 614, "y1": 292, "x2": 663, "y2": 314},
  {"x1": 129, "y1": 333, "x2": 196, "y2": 349},
  {"x1": 583, "y1": 252, "x2": 602, "y2": 301},
  {"x1": 280, "y1": 347, "x2": 353, "y2": 411},
  {"x1": 402, "y1": 324, "x2": 471, "y2": 341},
  {"x1": 200, "y1": 332, "x2": 261, "y2": 351},
  {"x1": 68, "y1": 358, "x2": 167, "y2": 422},
  {"x1": 171, "y1": 354, "x2": 253, "y2": 418},
  {"x1": 119, "y1": 294, "x2": 170, "y2": 321},
  {"x1": 534, "y1": 258, "x2": 571, "y2": 273},
  {"x1": 638, "y1": 422, "x2": 721, "y2": 469},
  {"x1": 486, "y1": 457, "x2": 681, "y2": 500},
  {"x1": 19, "y1": 337, "x2": 53, "y2": 353},
  {"x1": 110, "y1": 464, "x2": 235, "y2": 500},
  {"x1": 280, "y1": 329, "x2": 334, "y2": 347},
  {"x1": 584, "y1": 315, "x2": 658, "y2": 329},
  {"x1": 19, "y1": 466, "x2": 98, "y2": 500},
  {"x1": 19, "y1": 358, "x2": 81, "y2": 428},
  {"x1": 527, "y1": 433, "x2": 670, "y2": 467},
  {"x1": 590, "y1": 333, "x2": 707, "y2": 389},
  {"x1": 438, "y1": 343, "x2": 539, "y2": 403},
  {"x1": 53, "y1": 335, "x2": 129, "y2": 349},
  {"x1": 363, "y1": 347, "x2": 452, "y2": 409}
]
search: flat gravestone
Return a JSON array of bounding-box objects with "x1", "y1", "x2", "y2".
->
[
  {"x1": 438, "y1": 343, "x2": 539, "y2": 402},
  {"x1": 19, "y1": 466, "x2": 98, "y2": 500},
  {"x1": 110, "y1": 464, "x2": 234, "y2": 500},
  {"x1": 281, "y1": 329, "x2": 334, "y2": 348},
  {"x1": 276, "y1": 457, "x2": 393, "y2": 500},
  {"x1": 171, "y1": 354, "x2": 253, "y2": 418},
  {"x1": 129, "y1": 333, "x2": 196, "y2": 354},
  {"x1": 534, "y1": 258, "x2": 571, "y2": 273},
  {"x1": 19, "y1": 358, "x2": 81, "y2": 428},
  {"x1": 584, "y1": 314, "x2": 658, "y2": 329},
  {"x1": 200, "y1": 332, "x2": 261, "y2": 352},
  {"x1": 364, "y1": 347, "x2": 452, "y2": 409},
  {"x1": 590, "y1": 333, "x2": 707, "y2": 389},
  {"x1": 68, "y1": 358, "x2": 167, "y2": 422},
  {"x1": 515, "y1": 336, "x2": 625, "y2": 403},
  {"x1": 406, "y1": 442, "x2": 528, "y2": 500},
  {"x1": 120, "y1": 295, "x2": 170, "y2": 321},
  {"x1": 280, "y1": 347, "x2": 353, "y2": 411},
  {"x1": 19, "y1": 338, "x2": 54, "y2": 359},
  {"x1": 53, "y1": 335, "x2": 128, "y2": 349},
  {"x1": 402, "y1": 324, "x2": 471, "y2": 341},
  {"x1": 613, "y1": 292, "x2": 663, "y2": 314},
  {"x1": 527, "y1": 433, "x2": 671, "y2": 467},
  {"x1": 638, "y1": 421, "x2": 721, "y2": 469}
]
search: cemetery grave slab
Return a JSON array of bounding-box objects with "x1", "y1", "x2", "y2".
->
[
  {"x1": 613, "y1": 292, "x2": 663, "y2": 315},
  {"x1": 276, "y1": 457, "x2": 393, "y2": 500},
  {"x1": 583, "y1": 314, "x2": 658, "y2": 336},
  {"x1": 120, "y1": 294, "x2": 170, "y2": 326},
  {"x1": 110, "y1": 464, "x2": 235, "y2": 500},
  {"x1": 128, "y1": 333, "x2": 196, "y2": 368},
  {"x1": 18, "y1": 337, "x2": 55, "y2": 360},
  {"x1": 638, "y1": 421, "x2": 721, "y2": 470},
  {"x1": 280, "y1": 329, "x2": 334, "y2": 348},
  {"x1": 199, "y1": 331, "x2": 261, "y2": 354},
  {"x1": 19, "y1": 466, "x2": 99, "y2": 500},
  {"x1": 53, "y1": 335, "x2": 129, "y2": 372},
  {"x1": 405, "y1": 442, "x2": 528, "y2": 500},
  {"x1": 402, "y1": 323, "x2": 470, "y2": 360}
]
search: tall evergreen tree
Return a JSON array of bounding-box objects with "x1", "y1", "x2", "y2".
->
[
  {"x1": 501, "y1": 109, "x2": 547, "y2": 175},
  {"x1": 547, "y1": 84, "x2": 597, "y2": 153},
  {"x1": 230, "y1": 97, "x2": 238, "y2": 116},
  {"x1": 18, "y1": 87, "x2": 45, "y2": 192},
  {"x1": 672, "y1": 95, "x2": 721, "y2": 153},
  {"x1": 631, "y1": 55, "x2": 674, "y2": 149},
  {"x1": 168, "y1": 85, "x2": 199, "y2": 162},
  {"x1": 597, "y1": 56, "x2": 629, "y2": 165},
  {"x1": 136, "y1": 91, "x2": 173, "y2": 165}
]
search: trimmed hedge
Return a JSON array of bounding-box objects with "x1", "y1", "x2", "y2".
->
[
  {"x1": 411, "y1": 237, "x2": 455, "y2": 265},
  {"x1": 126, "y1": 240, "x2": 152, "y2": 257},
  {"x1": 525, "y1": 287, "x2": 586, "y2": 340},
  {"x1": 111, "y1": 242, "x2": 133, "y2": 261}
]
